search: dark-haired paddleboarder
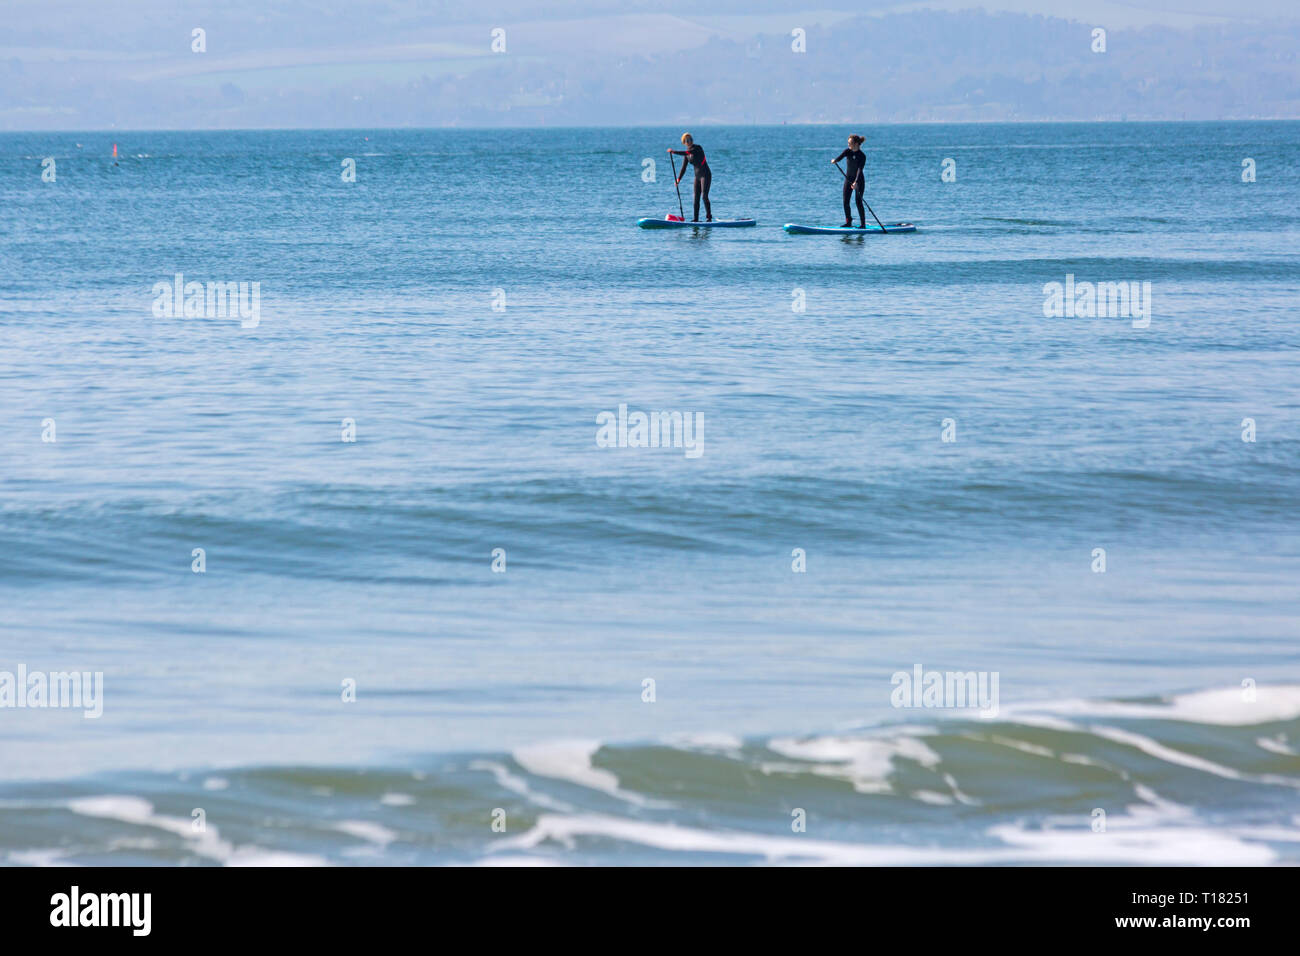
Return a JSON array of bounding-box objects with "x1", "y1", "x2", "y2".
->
[{"x1": 832, "y1": 134, "x2": 866, "y2": 228}]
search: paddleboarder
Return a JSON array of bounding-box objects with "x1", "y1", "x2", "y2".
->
[
  {"x1": 831, "y1": 134, "x2": 866, "y2": 228},
  {"x1": 668, "y1": 133, "x2": 712, "y2": 222}
]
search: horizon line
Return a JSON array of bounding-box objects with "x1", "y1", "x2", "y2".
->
[{"x1": 5, "y1": 117, "x2": 1300, "y2": 134}]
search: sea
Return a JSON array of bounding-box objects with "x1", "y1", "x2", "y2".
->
[{"x1": 1, "y1": 122, "x2": 1298, "y2": 865}]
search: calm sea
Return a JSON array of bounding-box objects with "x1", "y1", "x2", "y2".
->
[{"x1": 1, "y1": 122, "x2": 1298, "y2": 864}]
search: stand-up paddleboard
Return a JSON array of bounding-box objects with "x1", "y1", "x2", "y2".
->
[
  {"x1": 783, "y1": 222, "x2": 916, "y2": 234},
  {"x1": 638, "y1": 217, "x2": 757, "y2": 229}
]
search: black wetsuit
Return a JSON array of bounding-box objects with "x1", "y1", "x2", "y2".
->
[
  {"x1": 672, "y1": 144, "x2": 712, "y2": 221},
  {"x1": 835, "y1": 147, "x2": 866, "y2": 225}
]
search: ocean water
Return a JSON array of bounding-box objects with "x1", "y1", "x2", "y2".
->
[{"x1": 1, "y1": 122, "x2": 1298, "y2": 865}]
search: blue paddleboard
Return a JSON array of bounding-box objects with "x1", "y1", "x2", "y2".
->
[
  {"x1": 638, "y1": 218, "x2": 757, "y2": 229},
  {"x1": 783, "y1": 222, "x2": 916, "y2": 234}
]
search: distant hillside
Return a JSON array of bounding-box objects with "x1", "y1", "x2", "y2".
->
[{"x1": 1, "y1": 5, "x2": 1297, "y2": 128}]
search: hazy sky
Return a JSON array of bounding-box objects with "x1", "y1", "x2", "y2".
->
[{"x1": 2, "y1": 1, "x2": 1297, "y2": 127}]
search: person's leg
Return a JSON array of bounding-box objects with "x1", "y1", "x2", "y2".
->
[
  {"x1": 701, "y1": 171, "x2": 712, "y2": 220},
  {"x1": 692, "y1": 176, "x2": 702, "y2": 221},
  {"x1": 855, "y1": 183, "x2": 866, "y2": 227},
  {"x1": 842, "y1": 181, "x2": 853, "y2": 226}
]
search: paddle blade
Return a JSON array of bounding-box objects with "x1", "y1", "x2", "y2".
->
[{"x1": 666, "y1": 214, "x2": 684, "y2": 222}]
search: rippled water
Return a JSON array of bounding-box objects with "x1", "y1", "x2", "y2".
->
[{"x1": 1, "y1": 122, "x2": 1298, "y2": 863}]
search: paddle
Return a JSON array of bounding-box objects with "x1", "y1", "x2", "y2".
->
[
  {"x1": 670, "y1": 151, "x2": 685, "y2": 220},
  {"x1": 835, "y1": 160, "x2": 887, "y2": 233}
]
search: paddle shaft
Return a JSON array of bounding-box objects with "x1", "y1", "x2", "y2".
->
[
  {"x1": 835, "y1": 160, "x2": 886, "y2": 233},
  {"x1": 671, "y1": 153, "x2": 685, "y2": 219}
]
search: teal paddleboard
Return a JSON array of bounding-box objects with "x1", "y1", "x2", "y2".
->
[{"x1": 783, "y1": 222, "x2": 916, "y2": 234}]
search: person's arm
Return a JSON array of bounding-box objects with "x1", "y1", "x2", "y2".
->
[
  {"x1": 832, "y1": 148, "x2": 850, "y2": 165},
  {"x1": 676, "y1": 149, "x2": 696, "y2": 180},
  {"x1": 668, "y1": 148, "x2": 686, "y2": 180}
]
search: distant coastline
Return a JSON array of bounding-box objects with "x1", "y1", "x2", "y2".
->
[{"x1": 6, "y1": 118, "x2": 1300, "y2": 134}]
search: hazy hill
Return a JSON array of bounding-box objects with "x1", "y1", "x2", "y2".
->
[{"x1": 1, "y1": 1, "x2": 1296, "y2": 127}]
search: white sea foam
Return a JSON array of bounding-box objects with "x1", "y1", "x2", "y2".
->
[
  {"x1": 985, "y1": 734, "x2": 1056, "y2": 759},
  {"x1": 8, "y1": 849, "x2": 72, "y2": 866},
  {"x1": 766, "y1": 734, "x2": 941, "y2": 794},
  {"x1": 512, "y1": 740, "x2": 665, "y2": 807},
  {"x1": 1010, "y1": 685, "x2": 1300, "y2": 726},
  {"x1": 666, "y1": 731, "x2": 745, "y2": 752},
  {"x1": 942, "y1": 772, "x2": 978, "y2": 806},
  {"x1": 473, "y1": 854, "x2": 564, "y2": 866},
  {"x1": 334, "y1": 820, "x2": 396, "y2": 845},
  {"x1": 67, "y1": 794, "x2": 328, "y2": 866},
  {"x1": 469, "y1": 759, "x2": 574, "y2": 812},
  {"x1": 493, "y1": 812, "x2": 1276, "y2": 865},
  {"x1": 913, "y1": 791, "x2": 955, "y2": 805},
  {"x1": 984, "y1": 822, "x2": 1275, "y2": 865},
  {"x1": 224, "y1": 849, "x2": 329, "y2": 866},
  {"x1": 1088, "y1": 725, "x2": 1300, "y2": 790},
  {"x1": 1001, "y1": 714, "x2": 1083, "y2": 733},
  {"x1": 1256, "y1": 735, "x2": 1295, "y2": 756}
]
